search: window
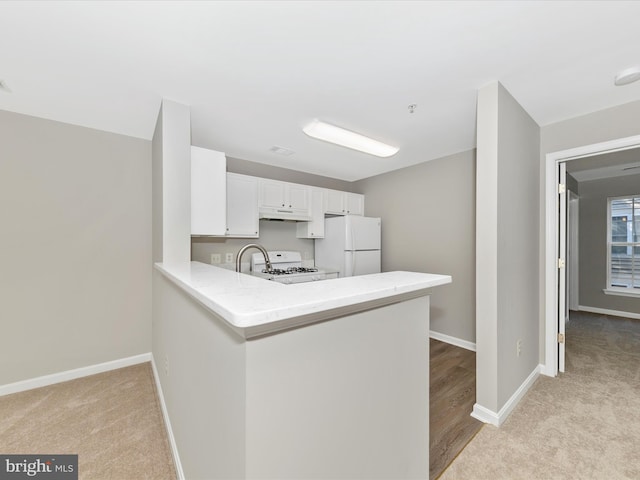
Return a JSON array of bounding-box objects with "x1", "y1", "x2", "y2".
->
[{"x1": 607, "y1": 195, "x2": 640, "y2": 294}]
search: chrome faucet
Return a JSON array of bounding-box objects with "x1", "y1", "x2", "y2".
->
[{"x1": 236, "y1": 243, "x2": 271, "y2": 273}]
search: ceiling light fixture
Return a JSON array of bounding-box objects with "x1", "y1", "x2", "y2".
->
[
  {"x1": 302, "y1": 120, "x2": 399, "y2": 158},
  {"x1": 614, "y1": 66, "x2": 640, "y2": 86},
  {"x1": 269, "y1": 145, "x2": 295, "y2": 156},
  {"x1": 0, "y1": 80, "x2": 12, "y2": 93}
]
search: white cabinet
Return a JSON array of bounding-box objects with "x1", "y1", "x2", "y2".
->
[
  {"x1": 325, "y1": 190, "x2": 364, "y2": 216},
  {"x1": 296, "y1": 188, "x2": 325, "y2": 238},
  {"x1": 192, "y1": 166, "x2": 366, "y2": 238},
  {"x1": 226, "y1": 173, "x2": 259, "y2": 237},
  {"x1": 191, "y1": 147, "x2": 226, "y2": 236},
  {"x1": 258, "y1": 179, "x2": 311, "y2": 220},
  {"x1": 325, "y1": 189, "x2": 344, "y2": 215},
  {"x1": 345, "y1": 192, "x2": 364, "y2": 216}
]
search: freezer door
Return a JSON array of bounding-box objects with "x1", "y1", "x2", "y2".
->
[
  {"x1": 344, "y1": 216, "x2": 381, "y2": 251},
  {"x1": 344, "y1": 250, "x2": 381, "y2": 277}
]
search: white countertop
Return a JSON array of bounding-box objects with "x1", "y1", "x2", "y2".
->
[{"x1": 155, "y1": 261, "x2": 451, "y2": 339}]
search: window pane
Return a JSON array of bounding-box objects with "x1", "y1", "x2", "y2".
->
[
  {"x1": 611, "y1": 199, "x2": 632, "y2": 243},
  {"x1": 611, "y1": 246, "x2": 633, "y2": 288},
  {"x1": 611, "y1": 216, "x2": 628, "y2": 243}
]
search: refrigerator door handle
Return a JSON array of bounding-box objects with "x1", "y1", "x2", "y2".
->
[
  {"x1": 350, "y1": 223, "x2": 354, "y2": 276},
  {"x1": 351, "y1": 250, "x2": 356, "y2": 276}
]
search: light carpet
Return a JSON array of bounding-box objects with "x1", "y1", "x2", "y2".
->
[
  {"x1": 0, "y1": 362, "x2": 176, "y2": 480},
  {"x1": 440, "y1": 311, "x2": 640, "y2": 480}
]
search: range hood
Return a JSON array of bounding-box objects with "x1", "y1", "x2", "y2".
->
[{"x1": 258, "y1": 207, "x2": 312, "y2": 222}]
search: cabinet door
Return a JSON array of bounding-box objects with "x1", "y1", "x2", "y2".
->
[
  {"x1": 345, "y1": 193, "x2": 364, "y2": 215},
  {"x1": 259, "y1": 179, "x2": 287, "y2": 208},
  {"x1": 296, "y1": 188, "x2": 325, "y2": 238},
  {"x1": 191, "y1": 147, "x2": 226, "y2": 235},
  {"x1": 226, "y1": 173, "x2": 259, "y2": 237},
  {"x1": 325, "y1": 189, "x2": 345, "y2": 215},
  {"x1": 288, "y1": 183, "x2": 310, "y2": 210},
  {"x1": 324, "y1": 190, "x2": 364, "y2": 215}
]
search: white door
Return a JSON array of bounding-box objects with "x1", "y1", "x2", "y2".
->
[
  {"x1": 344, "y1": 250, "x2": 381, "y2": 277},
  {"x1": 558, "y1": 162, "x2": 567, "y2": 373}
]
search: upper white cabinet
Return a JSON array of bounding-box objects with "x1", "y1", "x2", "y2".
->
[
  {"x1": 325, "y1": 189, "x2": 364, "y2": 216},
  {"x1": 296, "y1": 188, "x2": 325, "y2": 238},
  {"x1": 192, "y1": 162, "x2": 364, "y2": 238},
  {"x1": 258, "y1": 179, "x2": 311, "y2": 221},
  {"x1": 226, "y1": 173, "x2": 259, "y2": 237},
  {"x1": 191, "y1": 147, "x2": 226, "y2": 236},
  {"x1": 345, "y1": 192, "x2": 364, "y2": 216}
]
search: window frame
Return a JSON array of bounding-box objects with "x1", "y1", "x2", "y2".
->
[{"x1": 605, "y1": 194, "x2": 640, "y2": 297}]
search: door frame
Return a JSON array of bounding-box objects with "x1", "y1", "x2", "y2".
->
[{"x1": 543, "y1": 134, "x2": 640, "y2": 377}]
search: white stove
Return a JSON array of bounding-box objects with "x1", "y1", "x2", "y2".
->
[{"x1": 249, "y1": 251, "x2": 339, "y2": 284}]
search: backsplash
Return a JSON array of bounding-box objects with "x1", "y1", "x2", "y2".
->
[{"x1": 191, "y1": 220, "x2": 314, "y2": 270}]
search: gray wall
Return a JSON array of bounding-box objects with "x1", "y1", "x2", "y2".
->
[
  {"x1": 227, "y1": 157, "x2": 353, "y2": 191},
  {"x1": 152, "y1": 270, "x2": 246, "y2": 479},
  {"x1": 0, "y1": 109, "x2": 152, "y2": 385},
  {"x1": 578, "y1": 173, "x2": 640, "y2": 314},
  {"x1": 476, "y1": 82, "x2": 540, "y2": 414},
  {"x1": 192, "y1": 221, "x2": 316, "y2": 270},
  {"x1": 353, "y1": 150, "x2": 476, "y2": 344},
  {"x1": 495, "y1": 84, "x2": 540, "y2": 409},
  {"x1": 192, "y1": 157, "x2": 355, "y2": 268}
]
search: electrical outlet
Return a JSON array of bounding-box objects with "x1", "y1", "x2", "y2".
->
[
  {"x1": 211, "y1": 253, "x2": 221, "y2": 264},
  {"x1": 225, "y1": 253, "x2": 234, "y2": 263},
  {"x1": 516, "y1": 339, "x2": 522, "y2": 357}
]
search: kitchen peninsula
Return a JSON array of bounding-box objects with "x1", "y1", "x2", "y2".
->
[{"x1": 153, "y1": 261, "x2": 451, "y2": 479}]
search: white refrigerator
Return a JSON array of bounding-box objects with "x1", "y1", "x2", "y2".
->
[{"x1": 314, "y1": 215, "x2": 381, "y2": 277}]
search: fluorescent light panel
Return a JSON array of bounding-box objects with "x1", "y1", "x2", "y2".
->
[
  {"x1": 615, "y1": 66, "x2": 640, "y2": 86},
  {"x1": 303, "y1": 120, "x2": 398, "y2": 158}
]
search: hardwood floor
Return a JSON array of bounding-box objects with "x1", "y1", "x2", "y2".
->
[{"x1": 430, "y1": 338, "x2": 482, "y2": 480}]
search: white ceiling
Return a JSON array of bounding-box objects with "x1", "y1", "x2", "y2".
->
[
  {"x1": 567, "y1": 148, "x2": 640, "y2": 182},
  {"x1": 2, "y1": 1, "x2": 640, "y2": 181}
]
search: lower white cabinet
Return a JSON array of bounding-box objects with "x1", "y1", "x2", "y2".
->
[
  {"x1": 296, "y1": 188, "x2": 325, "y2": 238},
  {"x1": 226, "y1": 173, "x2": 259, "y2": 237}
]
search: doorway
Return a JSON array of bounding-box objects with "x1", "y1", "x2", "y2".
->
[{"x1": 543, "y1": 134, "x2": 640, "y2": 377}]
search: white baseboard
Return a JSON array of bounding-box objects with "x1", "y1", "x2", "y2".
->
[
  {"x1": 0, "y1": 353, "x2": 152, "y2": 397},
  {"x1": 429, "y1": 330, "x2": 476, "y2": 351},
  {"x1": 578, "y1": 305, "x2": 640, "y2": 321},
  {"x1": 150, "y1": 356, "x2": 185, "y2": 480},
  {"x1": 471, "y1": 364, "x2": 542, "y2": 426},
  {"x1": 539, "y1": 363, "x2": 557, "y2": 377},
  {"x1": 470, "y1": 403, "x2": 500, "y2": 426}
]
